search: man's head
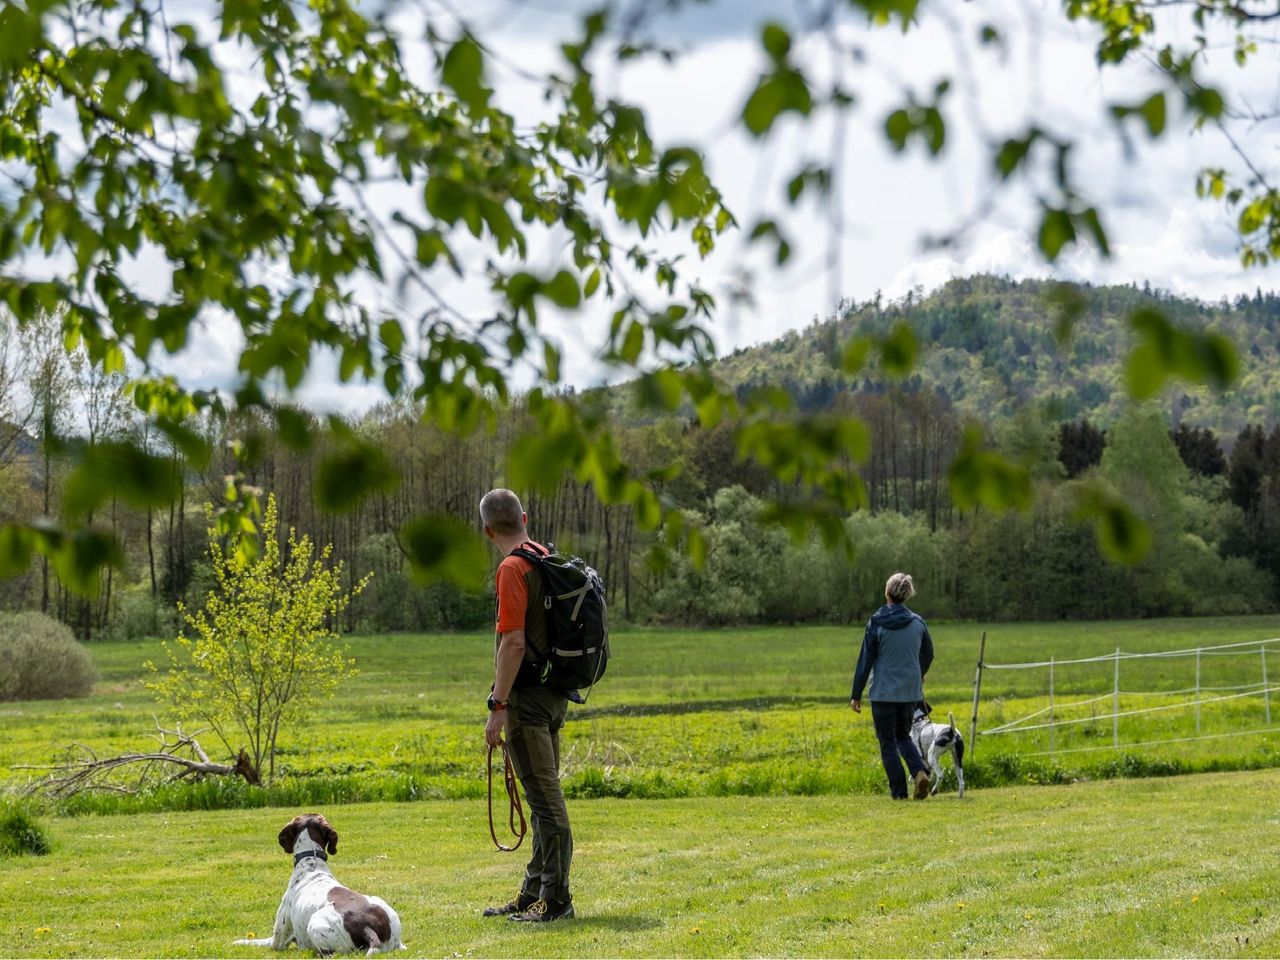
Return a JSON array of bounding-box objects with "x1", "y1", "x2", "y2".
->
[
  {"x1": 479, "y1": 488, "x2": 527, "y2": 542},
  {"x1": 885, "y1": 571, "x2": 915, "y2": 605}
]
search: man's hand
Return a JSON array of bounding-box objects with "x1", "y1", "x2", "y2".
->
[
  {"x1": 485, "y1": 709, "x2": 505, "y2": 747},
  {"x1": 850, "y1": 698, "x2": 862, "y2": 713}
]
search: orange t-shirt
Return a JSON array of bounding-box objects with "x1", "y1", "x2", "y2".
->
[{"x1": 495, "y1": 541, "x2": 548, "y2": 634}]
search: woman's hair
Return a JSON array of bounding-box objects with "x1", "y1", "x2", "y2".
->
[{"x1": 885, "y1": 572, "x2": 916, "y2": 604}]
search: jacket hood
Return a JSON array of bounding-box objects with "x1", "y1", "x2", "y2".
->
[{"x1": 871, "y1": 603, "x2": 916, "y2": 630}]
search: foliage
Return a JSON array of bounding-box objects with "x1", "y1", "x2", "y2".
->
[
  {"x1": 0, "y1": 611, "x2": 96, "y2": 701},
  {"x1": 0, "y1": 801, "x2": 50, "y2": 857},
  {"x1": 147, "y1": 495, "x2": 366, "y2": 784},
  {"x1": 0, "y1": 0, "x2": 1272, "y2": 583},
  {"x1": 103, "y1": 584, "x2": 181, "y2": 642}
]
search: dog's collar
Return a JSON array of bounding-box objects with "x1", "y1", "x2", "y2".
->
[{"x1": 294, "y1": 847, "x2": 328, "y2": 866}]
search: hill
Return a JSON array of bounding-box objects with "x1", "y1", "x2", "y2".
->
[{"x1": 709, "y1": 275, "x2": 1280, "y2": 435}]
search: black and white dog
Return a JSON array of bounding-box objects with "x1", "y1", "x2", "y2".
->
[
  {"x1": 910, "y1": 700, "x2": 966, "y2": 797},
  {"x1": 234, "y1": 813, "x2": 405, "y2": 956}
]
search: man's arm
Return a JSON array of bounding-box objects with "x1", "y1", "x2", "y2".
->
[
  {"x1": 485, "y1": 628, "x2": 526, "y2": 747},
  {"x1": 494, "y1": 629, "x2": 526, "y2": 703}
]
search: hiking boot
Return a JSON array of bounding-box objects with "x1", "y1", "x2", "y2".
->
[
  {"x1": 483, "y1": 891, "x2": 538, "y2": 917},
  {"x1": 509, "y1": 898, "x2": 575, "y2": 923},
  {"x1": 913, "y1": 769, "x2": 931, "y2": 800}
]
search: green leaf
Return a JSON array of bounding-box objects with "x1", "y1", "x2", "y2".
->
[
  {"x1": 0, "y1": 526, "x2": 34, "y2": 577},
  {"x1": 402, "y1": 514, "x2": 488, "y2": 590},
  {"x1": 1195, "y1": 332, "x2": 1239, "y2": 390},
  {"x1": 1094, "y1": 500, "x2": 1152, "y2": 564},
  {"x1": 761, "y1": 22, "x2": 791, "y2": 61},
  {"x1": 1037, "y1": 208, "x2": 1076, "y2": 261},
  {"x1": 884, "y1": 109, "x2": 912, "y2": 151},
  {"x1": 544, "y1": 270, "x2": 581, "y2": 309},
  {"x1": 995, "y1": 134, "x2": 1035, "y2": 179},
  {"x1": 275, "y1": 407, "x2": 314, "y2": 451},
  {"x1": 544, "y1": 342, "x2": 561, "y2": 383},
  {"x1": 0, "y1": 4, "x2": 42, "y2": 68},
  {"x1": 51, "y1": 530, "x2": 124, "y2": 597},
  {"x1": 742, "y1": 70, "x2": 811, "y2": 137},
  {"x1": 155, "y1": 418, "x2": 212, "y2": 469},
  {"x1": 879, "y1": 323, "x2": 917, "y2": 377},
  {"x1": 63, "y1": 443, "x2": 182, "y2": 515},
  {"x1": 635, "y1": 369, "x2": 683, "y2": 412},
  {"x1": 1073, "y1": 481, "x2": 1152, "y2": 564},
  {"x1": 841, "y1": 336, "x2": 872, "y2": 374},
  {"x1": 379, "y1": 319, "x2": 405, "y2": 356},
  {"x1": 1139, "y1": 92, "x2": 1166, "y2": 137},
  {"x1": 687, "y1": 524, "x2": 706, "y2": 571},
  {"x1": 442, "y1": 36, "x2": 491, "y2": 112},
  {"x1": 948, "y1": 427, "x2": 1033, "y2": 511},
  {"x1": 1124, "y1": 340, "x2": 1165, "y2": 399},
  {"x1": 315, "y1": 445, "x2": 398, "y2": 512}
]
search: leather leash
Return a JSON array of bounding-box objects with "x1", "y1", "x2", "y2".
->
[{"x1": 488, "y1": 740, "x2": 526, "y2": 852}]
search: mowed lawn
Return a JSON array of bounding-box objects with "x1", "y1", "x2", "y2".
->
[
  {"x1": 5, "y1": 616, "x2": 1280, "y2": 806},
  {"x1": 3, "y1": 768, "x2": 1279, "y2": 958}
]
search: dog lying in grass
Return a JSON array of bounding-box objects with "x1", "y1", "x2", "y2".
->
[
  {"x1": 234, "y1": 813, "x2": 404, "y2": 956},
  {"x1": 910, "y1": 700, "x2": 966, "y2": 798}
]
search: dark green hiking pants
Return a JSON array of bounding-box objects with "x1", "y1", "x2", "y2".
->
[{"x1": 505, "y1": 685, "x2": 572, "y2": 902}]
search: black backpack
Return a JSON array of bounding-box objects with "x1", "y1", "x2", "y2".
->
[{"x1": 510, "y1": 543, "x2": 609, "y2": 697}]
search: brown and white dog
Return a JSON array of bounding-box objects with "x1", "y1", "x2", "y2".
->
[{"x1": 234, "y1": 813, "x2": 404, "y2": 957}]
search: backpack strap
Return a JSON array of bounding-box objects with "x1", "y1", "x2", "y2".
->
[{"x1": 510, "y1": 541, "x2": 549, "y2": 563}]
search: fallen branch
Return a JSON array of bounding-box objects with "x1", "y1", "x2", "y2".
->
[{"x1": 17, "y1": 721, "x2": 260, "y2": 799}]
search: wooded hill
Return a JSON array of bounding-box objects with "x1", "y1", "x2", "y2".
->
[{"x1": 703, "y1": 275, "x2": 1280, "y2": 436}]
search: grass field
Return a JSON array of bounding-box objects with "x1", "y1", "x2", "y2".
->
[
  {"x1": 3, "y1": 768, "x2": 1279, "y2": 957},
  {"x1": 4, "y1": 617, "x2": 1280, "y2": 812}
]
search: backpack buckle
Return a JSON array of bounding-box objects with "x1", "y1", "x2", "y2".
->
[{"x1": 544, "y1": 596, "x2": 552, "y2": 609}]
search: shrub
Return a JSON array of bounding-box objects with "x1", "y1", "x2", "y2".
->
[
  {"x1": 0, "y1": 611, "x2": 97, "y2": 701},
  {"x1": 148, "y1": 496, "x2": 367, "y2": 785},
  {"x1": 105, "y1": 585, "x2": 181, "y2": 641},
  {"x1": 0, "y1": 802, "x2": 51, "y2": 856}
]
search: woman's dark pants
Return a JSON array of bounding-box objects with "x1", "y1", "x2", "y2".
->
[{"x1": 870, "y1": 700, "x2": 927, "y2": 799}]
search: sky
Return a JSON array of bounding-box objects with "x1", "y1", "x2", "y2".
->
[{"x1": 88, "y1": 0, "x2": 1280, "y2": 410}]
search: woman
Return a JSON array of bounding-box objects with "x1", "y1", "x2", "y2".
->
[{"x1": 849, "y1": 572, "x2": 935, "y2": 800}]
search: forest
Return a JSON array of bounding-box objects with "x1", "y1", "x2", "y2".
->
[{"x1": 3, "y1": 275, "x2": 1278, "y2": 638}]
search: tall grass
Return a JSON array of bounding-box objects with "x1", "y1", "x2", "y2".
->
[
  {"x1": 5, "y1": 615, "x2": 1280, "y2": 814},
  {"x1": 0, "y1": 801, "x2": 50, "y2": 856}
]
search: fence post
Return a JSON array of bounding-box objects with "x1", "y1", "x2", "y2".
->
[
  {"x1": 1195, "y1": 647, "x2": 1202, "y2": 734},
  {"x1": 969, "y1": 630, "x2": 987, "y2": 760},
  {"x1": 1113, "y1": 646, "x2": 1120, "y2": 749},
  {"x1": 1263, "y1": 646, "x2": 1272, "y2": 725},
  {"x1": 1048, "y1": 656, "x2": 1055, "y2": 757}
]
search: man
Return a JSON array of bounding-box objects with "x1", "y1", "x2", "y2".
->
[
  {"x1": 850, "y1": 571, "x2": 935, "y2": 801},
  {"x1": 479, "y1": 488, "x2": 575, "y2": 923}
]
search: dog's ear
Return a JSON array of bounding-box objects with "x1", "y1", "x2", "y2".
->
[
  {"x1": 324, "y1": 822, "x2": 338, "y2": 855},
  {"x1": 278, "y1": 817, "x2": 303, "y2": 853}
]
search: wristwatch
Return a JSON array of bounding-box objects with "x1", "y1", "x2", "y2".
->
[{"x1": 486, "y1": 694, "x2": 508, "y2": 712}]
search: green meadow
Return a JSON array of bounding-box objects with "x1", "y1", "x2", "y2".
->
[
  {"x1": 4, "y1": 616, "x2": 1280, "y2": 811},
  {"x1": 5, "y1": 617, "x2": 1280, "y2": 957},
  {"x1": 3, "y1": 771, "x2": 1279, "y2": 957}
]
